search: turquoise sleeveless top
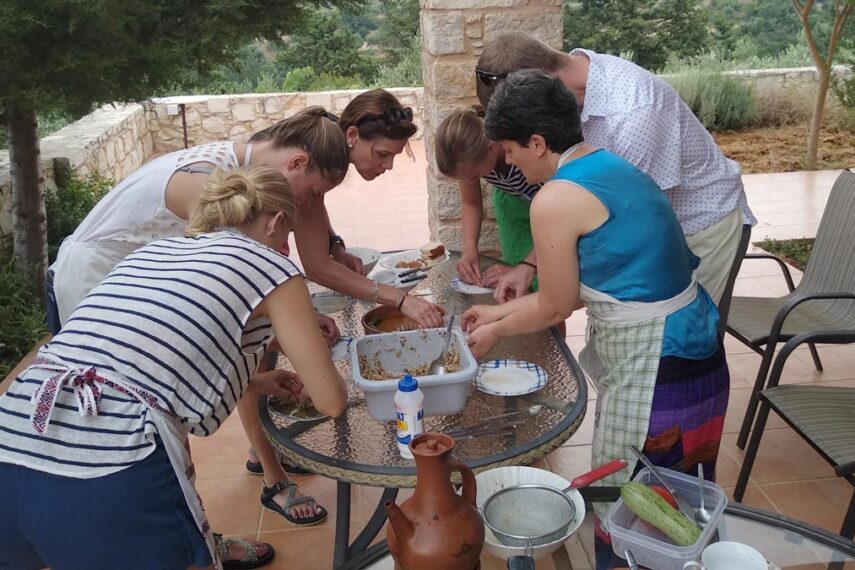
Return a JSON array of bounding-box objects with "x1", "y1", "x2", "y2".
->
[{"x1": 554, "y1": 150, "x2": 718, "y2": 360}]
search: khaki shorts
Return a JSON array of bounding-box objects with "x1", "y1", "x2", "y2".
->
[{"x1": 685, "y1": 209, "x2": 744, "y2": 304}]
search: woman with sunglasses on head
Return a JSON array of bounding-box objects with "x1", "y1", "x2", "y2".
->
[
  {"x1": 436, "y1": 107, "x2": 542, "y2": 304},
  {"x1": 0, "y1": 166, "x2": 348, "y2": 570},
  {"x1": 237, "y1": 90, "x2": 445, "y2": 520},
  {"x1": 262, "y1": 89, "x2": 444, "y2": 328},
  {"x1": 461, "y1": 70, "x2": 729, "y2": 569}
]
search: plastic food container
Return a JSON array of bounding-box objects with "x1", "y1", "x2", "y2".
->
[
  {"x1": 351, "y1": 328, "x2": 478, "y2": 421},
  {"x1": 606, "y1": 466, "x2": 727, "y2": 570}
]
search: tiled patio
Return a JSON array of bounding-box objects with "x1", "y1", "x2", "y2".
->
[{"x1": 2, "y1": 141, "x2": 851, "y2": 569}]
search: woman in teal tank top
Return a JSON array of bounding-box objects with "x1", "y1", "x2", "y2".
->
[{"x1": 461, "y1": 70, "x2": 729, "y2": 569}]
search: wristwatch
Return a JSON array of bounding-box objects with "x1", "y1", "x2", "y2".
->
[{"x1": 329, "y1": 234, "x2": 346, "y2": 252}]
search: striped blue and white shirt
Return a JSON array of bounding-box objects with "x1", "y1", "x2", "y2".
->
[
  {"x1": 484, "y1": 164, "x2": 541, "y2": 202},
  {"x1": 0, "y1": 231, "x2": 299, "y2": 478}
]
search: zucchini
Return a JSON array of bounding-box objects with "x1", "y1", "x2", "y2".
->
[{"x1": 620, "y1": 481, "x2": 702, "y2": 547}]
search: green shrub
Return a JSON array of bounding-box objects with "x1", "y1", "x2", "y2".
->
[
  {"x1": 754, "y1": 238, "x2": 814, "y2": 271},
  {"x1": 372, "y1": 35, "x2": 422, "y2": 88},
  {"x1": 0, "y1": 256, "x2": 48, "y2": 379},
  {"x1": 666, "y1": 68, "x2": 756, "y2": 131},
  {"x1": 45, "y1": 172, "x2": 113, "y2": 263}
]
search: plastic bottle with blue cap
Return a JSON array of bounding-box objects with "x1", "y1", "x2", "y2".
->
[{"x1": 394, "y1": 374, "x2": 424, "y2": 459}]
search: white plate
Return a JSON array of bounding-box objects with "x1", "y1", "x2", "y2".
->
[
  {"x1": 451, "y1": 277, "x2": 494, "y2": 295},
  {"x1": 346, "y1": 247, "x2": 381, "y2": 273},
  {"x1": 330, "y1": 336, "x2": 353, "y2": 360},
  {"x1": 378, "y1": 250, "x2": 448, "y2": 272},
  {"x1": 268, "y1": 399, "x2": 329, "y2": 422},
  {"x1": 311, "y1": 291, "x2": 348, "y2": 314},
  {"x1": 475, "y1": 359, "x2": 548, "y2": 396}
]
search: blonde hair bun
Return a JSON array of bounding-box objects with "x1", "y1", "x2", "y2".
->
[{"x1": 186, "y1": 166, "x2": 296, "y2": 237}]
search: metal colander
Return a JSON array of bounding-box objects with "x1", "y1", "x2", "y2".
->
[{"x1": 482, "y1": 484, "x2": 577, "y2": 547}]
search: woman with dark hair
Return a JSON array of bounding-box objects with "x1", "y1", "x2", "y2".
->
[
  {"x1": 461, "y1": 70, "x2": 729, "y2": 569},
  {"x1": 339, "y1": 88, "x2": 418, "y2": 181}
]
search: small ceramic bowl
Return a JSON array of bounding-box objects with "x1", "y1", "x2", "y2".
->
[
  {"x1": 311, "y1": 291, "x2": 348, "y2": 314},
  {"x1": 361, "y1": 305, "x2": 419, "y2": 335},
  {"x1": 346, "y1": 247, "x2": 381, "y2": 273}
]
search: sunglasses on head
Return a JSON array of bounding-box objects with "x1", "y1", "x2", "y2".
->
[
  {"x1": 476, "y1": 68, "x2": 508, "y2": 87},
  {"x1": 356, "y1": 107, "x2": 414, "y2": 127}
]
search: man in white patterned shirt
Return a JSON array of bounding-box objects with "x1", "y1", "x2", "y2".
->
[{"x1": 475, "y1": 32, "x2": 756, "y2": 304}]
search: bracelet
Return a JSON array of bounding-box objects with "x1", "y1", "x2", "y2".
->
[
  {"x1": 396, "y1": 292, "x2": 407, "y2": 312},
  {"x1": 371, "y1": 281, "x2": 380, "y2": 304},
  {"x1": 329, "y1": 234, "x2": 345, "y2": 253},
  {"x1": 519, "y1": 260, "x2": 537, "y2": 270}
]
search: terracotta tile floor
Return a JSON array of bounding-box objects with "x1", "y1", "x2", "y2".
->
[{"x1": 3, "y1": 142, "x2": 852, "y2": 568}]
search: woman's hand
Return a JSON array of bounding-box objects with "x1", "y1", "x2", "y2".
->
[
  {"x1": 401, "y1": 295, "x2": 445, "y2": 329},
  {"x1": 331, "y1": 246, "x2": 365, "y2": 275},
  {"x1": 466, "y1": 322, "x2": 501, "y2": 358},
  {"x1": 493, "y1": 264, "x2": 536, "y2": 303},
  {"x1": 483, "y1": 263, "x2": 512, "y2": 287},
  {"x1": 456, "y1": 252, "x2": 483, "y2": 286},
  {"x1": 314, "y1": 313, "x2": 340, "y2": 346},
  {"x1": 249, "y1": 369, "x2": 304, "y2": 400},
  {"x1": 461, "y1": 304, "x2": 506, "y2": 332}
]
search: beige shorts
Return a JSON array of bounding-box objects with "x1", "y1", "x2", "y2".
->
[{"x1": 685, "y1": 209, "x2": 744, "y2": 304}]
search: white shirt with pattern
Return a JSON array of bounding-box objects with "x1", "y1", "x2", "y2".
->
[{"x1": 574, "y1": 48, "x2": 756, "y2": 236}]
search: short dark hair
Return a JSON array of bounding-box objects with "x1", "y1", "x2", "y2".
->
[{"x1": 485, "y1": 70, "x2": 583, "y2": 153}]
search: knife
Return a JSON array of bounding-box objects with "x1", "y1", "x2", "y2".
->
[
  {"x1": 629, "y1": 445, "x2": 698, "y2": 523},
  {"x1": 398, "y1": 266, "x2": 425, "y2": 278},
  {"x1": 399, "y1": 273, "x2": 427, "y2": 284}
]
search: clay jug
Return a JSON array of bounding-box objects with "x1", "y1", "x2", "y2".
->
[{"x1": 385, "y1": 433, "x2": 484, "y2": 570}]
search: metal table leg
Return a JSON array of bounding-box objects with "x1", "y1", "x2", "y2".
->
[
  {"x1": 334, "y1": 484, "x2": 400, "y2": 569},
  {"x1": 334, "y1": 481, "x2": 352, "y2": 569},
  {"x1": 348, "y1": 488, "x2": 399, "y2": 559}
]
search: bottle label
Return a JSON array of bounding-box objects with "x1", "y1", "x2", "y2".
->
[{"x1": 395, "y1": 408, "x2": 424, "y2": 446}]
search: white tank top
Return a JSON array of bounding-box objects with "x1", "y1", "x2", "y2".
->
[{"x1": 51, "y1": 141, "x2": 252, "y2": 324}]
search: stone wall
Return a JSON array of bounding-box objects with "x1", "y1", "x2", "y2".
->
[
  {"x1": 420, "y1": 0, "x2": 564, "y2": 254},
  {"x1": 0, "y1": 103, "x2": 152, "y2": 252},
  {"x1": 0, "y1": 64, "x2": 848, "y2": 254},
  {"x1": 145, "y1": 88, "x2": 424, "y2": 154}
]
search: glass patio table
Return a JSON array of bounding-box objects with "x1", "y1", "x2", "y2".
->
[{"x1": 259, "y1": 253, "x2": 588, "y2": 570}]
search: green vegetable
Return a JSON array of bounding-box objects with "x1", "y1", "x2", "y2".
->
[{"x1": 620, "y1": 481, "x2": 702, "y2": 547}]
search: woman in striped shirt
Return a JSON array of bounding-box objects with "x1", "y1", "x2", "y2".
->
[
  {"x1": 0, "y1": 166, "x2": 347, "y2": 570},
  {"x1": 436, "y1": 108, "x2": 543, "y2": 303}
]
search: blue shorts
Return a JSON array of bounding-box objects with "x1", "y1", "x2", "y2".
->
[{"x1": 0, "y1": 441, "x2": 212, "y2": 570}]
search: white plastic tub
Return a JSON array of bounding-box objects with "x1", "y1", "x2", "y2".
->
[
  {"x1": 351, "y1": 328, "x2": 478, "y2": 421},
  {"x1": 606, "y1": 466, "x2": 727, "y2": 570}
]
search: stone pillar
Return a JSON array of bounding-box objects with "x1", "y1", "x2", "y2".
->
[{"x1": 420, "y1": 0, "x2": 563, "y2": 254}]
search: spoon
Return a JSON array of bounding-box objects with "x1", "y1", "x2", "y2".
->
[
  {"x1": 625, "y1": 550, "x2": 639, "y2": 570},
  {"x1": 428, "y1": 315, "x2": 456, "y2": 375},
  {"x1": 695, "y1": 463, "x2": 713, "y2": 528}
]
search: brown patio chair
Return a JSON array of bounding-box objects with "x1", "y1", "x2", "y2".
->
[
  {"x1": 734, "y1": 331, "x2": 855, "y2": 540},
  {"x1": 726, "y1": 169, "x2": 855, "y2": 449}
]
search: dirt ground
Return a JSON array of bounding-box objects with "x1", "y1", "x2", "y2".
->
[{"x1": 713, "y1": 121, "x2": 855, "y2": 174}]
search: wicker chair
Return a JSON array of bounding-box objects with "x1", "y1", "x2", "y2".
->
[
  {"x1": 734, "y1": 331, "x2": 855, "y2": 539},
  {"x1": 726, "y1": 169, "x2": 855, "y2": 449},
  {"x1": 717, "y1": 224, "x2": 752, "y2": 338}
]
